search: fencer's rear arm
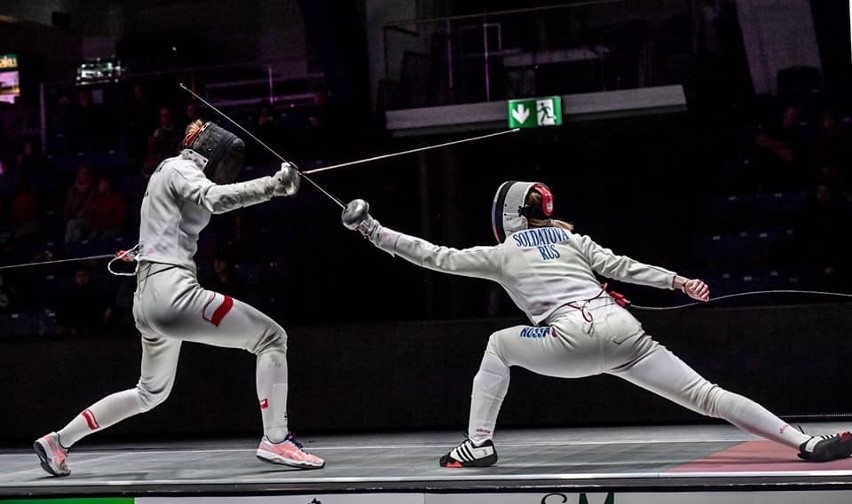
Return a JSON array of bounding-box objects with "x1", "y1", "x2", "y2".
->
[
  {"x1": 577, "y1": 234, "x2": 677, "y2": 289},
  {"x1": 369, "y1": 224, "x2": 503, "y2": 280},
  {"x1": 170, "y1": 164, "x2": 277, "y2": 214}
]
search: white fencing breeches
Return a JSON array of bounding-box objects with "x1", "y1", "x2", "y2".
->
[
  {"x1": 467, "y1": 297, "x2": 810, "y2": 449},
  {"x1": 57, "y1": 263, "x2": 291, "y2": 447}
]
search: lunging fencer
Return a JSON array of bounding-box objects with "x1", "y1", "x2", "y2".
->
[
  {"x1": 341, "y1": 181, "x2": 852, "y2": 467},
  {"x1": 34, "y1": 120, "x2": 324, "y2": 476}
]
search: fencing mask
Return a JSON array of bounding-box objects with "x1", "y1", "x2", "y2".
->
[
  {"x1": 491, "y1": 181, "x2": 554, "y2": 242},
  {"x1": 182, "y1": 121, "x2": 245, "y2": 184}
]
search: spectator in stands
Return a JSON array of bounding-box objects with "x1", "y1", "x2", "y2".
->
[
  {"x1": 48, "y1": 91, "x2": 75, "y2": 154},
  {"x1": 142, "y1": 106, "x2": 183, "y2": 177},
  {"x1": 125, "y1": 83, "x2": 157, "y2": 166},
  {"x1": 752, "y1": 103, "x2": 805, "y2": 193},
  {"x1": 809, "y1": 106, "x2": 851, "y2": 191},
  {"x1": 0, "y1": 272, "x2": 15, "y2": 312},
  {"x1": 88, "y1": 175, "x2": 128, "y2": 241},
  {"x1": 15, "y1": 138, "x2": 58, "y2": 211},
  {"x1": 248, "y1": 100, "x2": 284, "y2": 165},
  {"x1": 55, "y1": 265, "x2": 109, "y2": 336},
  {"x1": 68, "y1": 88, "x2": 110, "y2": 153},
  {"x1": 793, "y1": 181, "x2": 851, "y2": 290},
  {"x1": 0, "y1": 158, "x2": 13, "y2": 202},
  {"x1": 183, "y1": 101, "x2": 204, "y2": 131},
  {"x1": 104, "y1": 277, "x2": 136, "y2": 332},
  {"x1": 10, "y1": 175, "x2": 39, "y2": 246},
  {"x1": 202, "y1": 253, "x2": 247, "y2": 300},
  {"x1": 63, "y1": 164, "x2": 97, "y2": 243},
  {"x1": 0, "y1": 111, "x2": 15, "y2": 164},
  {"x1": 0, "y1": 192, "x2": 13, "y2": 261},
  {"x1": 219, "y1": 211, "x2": 261, "y2": 263},
  {"x1": 301, "y1": 89, "x2": 335, "y2": 161}
]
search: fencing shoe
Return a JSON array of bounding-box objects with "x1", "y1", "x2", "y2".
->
[
  {"x1": 34, "y1": 432, "x2": 70, "y2": 476},
  {"x1": 439, "y1": 438, "x2": 498, "y2": 468},
  {"x1": 798, "y1": 432, "x2": 852, "y2": 461},
  {"x1": 257, "y1": 433, "x2": 325, "y2": 469}
]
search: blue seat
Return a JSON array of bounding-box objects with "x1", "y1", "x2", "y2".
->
[
  {"x1": 9, "y1": 312, "x2": 35, "y2": 336},
  {"x1": 234, "y1": 263, "x2": 262, "y2": 286}
]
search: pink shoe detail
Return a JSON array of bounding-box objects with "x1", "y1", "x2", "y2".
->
[
  {"x1": 256, "y1": 434, "x2": 325, "y2": 469},
  {"x1": 34, "y1": 432, "x2": 70, "y2": 476}
]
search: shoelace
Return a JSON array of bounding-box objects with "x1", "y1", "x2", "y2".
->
[
  {"x1": 457, "y1": 433, "x2": 483, "y2": 451},
  {"x1": 453, "y1": 433, "x2": 474, "y2": 451},
  {"x1": 284, "y1": 433, "x2": 304, "y2": 449}
]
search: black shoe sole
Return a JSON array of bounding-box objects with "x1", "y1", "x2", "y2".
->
[{"x1": 439, "y1": 453, "x2": 498, "y2": 468}]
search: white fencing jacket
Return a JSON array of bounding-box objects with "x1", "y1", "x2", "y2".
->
[
  {"x1": 136, "y1": 152, "x2": 278, "y2": 270},
  {"x1": 369, "y1": 224, "x2": 678, "y2": 325}
]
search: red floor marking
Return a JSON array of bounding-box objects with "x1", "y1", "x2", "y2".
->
[{"x1": 669, "y1": 440, "x2": 852, "y2": 472}]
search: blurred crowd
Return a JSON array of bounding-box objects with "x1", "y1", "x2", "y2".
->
[
  {"x1": 0, "y1": 74, "x2": 851, "y2": 337},
  {"x1": 700, "y1": 92, "x2": 852, "y2": 293},
  {"x1": 0, "y1": 79, "x2": 338, "y2": 336}
]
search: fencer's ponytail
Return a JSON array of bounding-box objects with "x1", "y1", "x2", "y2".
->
[
  {"x1": 183, "y1": 120, "x2": 204, "y2": 147},
  {"x1": 526, "y1": 190, "x2": 575, "y2": 232}
]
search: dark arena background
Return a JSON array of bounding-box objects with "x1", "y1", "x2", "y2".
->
[{"x1": 1, "y1": 0, "x2": 852, "y2": 503}]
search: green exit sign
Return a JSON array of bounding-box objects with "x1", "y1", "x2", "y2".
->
[{"x1": 507, "y1": 96, "x2": 562, "y2": 128}]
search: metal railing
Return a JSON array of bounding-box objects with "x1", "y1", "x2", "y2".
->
[
  {"x1": 37, "y1": 60, "x2": 326, "y2": 156},
  {"x1": 380, "y1": 0, "x2": 695, "y2": 110}
]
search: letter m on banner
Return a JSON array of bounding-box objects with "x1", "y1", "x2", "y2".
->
[{"x1": 579, "y1": 493, "x2": 615, "y2": 504}]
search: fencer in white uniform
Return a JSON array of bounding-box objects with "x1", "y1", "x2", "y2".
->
[
  {"x1": 34, "y1": 120, "x2": 324, "y2": 476},
  {"x1": 341, "y1": 181, "x2": 852, "y2": 467}
]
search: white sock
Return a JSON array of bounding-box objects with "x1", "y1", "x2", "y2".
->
[
  {"x1": 467, "y1": 350, "x2": 510, "y2": 445},
  {"x1": 713, "y1": 390, "x2": 811, "y2": 448},
  {"x1": 257, "y1": 350, "x2": 289, "y2": 443},
  {"x1": 57, "y1": 389, "x2": 146, "y2": 447}
]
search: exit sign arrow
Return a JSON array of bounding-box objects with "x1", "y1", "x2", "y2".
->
[{"x1": 511, "y1": 103, "x2": 530, "y2": 125}]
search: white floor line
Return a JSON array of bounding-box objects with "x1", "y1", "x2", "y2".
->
[
  {"x1": 0, "y1": 438, "x2": 747, "y2": 458},
  {"x1": 0, "y1": 452, "x2": 134, "y2": 478},
  {"x1": 6, "y1": 469, "x2": 852, "y2": 488}
]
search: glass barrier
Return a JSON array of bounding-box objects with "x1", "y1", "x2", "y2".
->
[
  {"x1": 38, "y1": 61, "x2": 327, "y2": 158},
  {"x1": 379, "y1": 0, "x2": 695, "y2": 110}
]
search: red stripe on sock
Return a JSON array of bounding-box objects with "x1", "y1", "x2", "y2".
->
[
  {"x1": 210, "y1": 295, "x2": 234, "y2": 327},
  {"x1": 82, "y1": 409, "x2": 100, "y2": 430}
]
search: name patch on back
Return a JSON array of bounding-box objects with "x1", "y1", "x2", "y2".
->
[
  {"x1": 512, "y1": 228, "x2": 569, "y2": 261},
  {"x1": 512, "y1": 227, "x2": 570, "y2": 247},
  {"x1": 519, "y1": 326, "x2": 554, "y2": 338}
]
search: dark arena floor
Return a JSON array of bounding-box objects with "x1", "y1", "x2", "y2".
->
[{"x1": 2, "y1": 423, "x2": 852, "y2": 503}]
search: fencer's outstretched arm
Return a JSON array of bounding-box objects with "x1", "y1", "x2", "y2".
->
[
  {"x1": 578, "y1": 234, "x2": 709, "y2": 302},
  {"x1": 170, "y1": 162, "x2": 299, "y2": 214},
  {"x1": 346, "y1": 205, "x2": 502, "y2": 281}
]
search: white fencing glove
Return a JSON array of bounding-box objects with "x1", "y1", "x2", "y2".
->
[
  {"x1": 342, "y1": 199, "x2": 381, "y2": 239},
  {"x1": 342, "y1": 199, "x2": 399, "y2": 256},
  {"x1": 272, "y1": 162, "x2": 300, "y2": 197}
]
